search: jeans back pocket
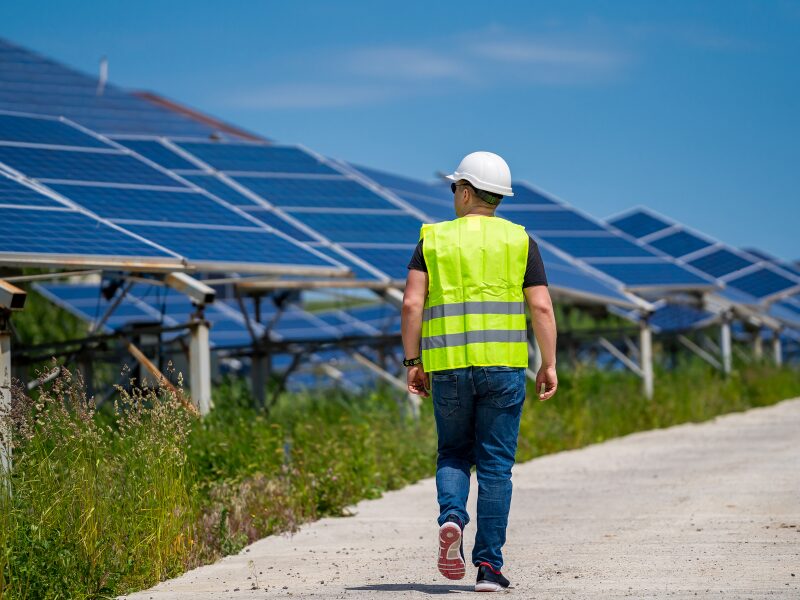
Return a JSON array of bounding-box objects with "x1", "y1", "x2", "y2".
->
[
  {"x1": 483, "y1": 366, "x2": 525, "y2": 409},
  {"x1": 432, "y1": 373, "x2": 460, "y2": 417}
]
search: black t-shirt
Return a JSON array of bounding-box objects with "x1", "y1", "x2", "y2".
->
[{"x1": 407, "y1": 235, "x2": 548, "y2": 289}]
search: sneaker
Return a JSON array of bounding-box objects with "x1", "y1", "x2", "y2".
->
[
  {"x1": 437, "y1": 515, "x2": 465, "y2": 580},
  {"x1": 475, "y1": 562, "x2": 510, "y2": 592}
]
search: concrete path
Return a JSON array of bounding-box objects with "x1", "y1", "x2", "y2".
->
[{"x1": 126, "y1": 398, "x2": 800, "y2": 599}]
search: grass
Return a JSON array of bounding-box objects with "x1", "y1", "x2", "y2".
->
[{"x1": 1, "y1": 357, "x2": 798, "y2": 599}]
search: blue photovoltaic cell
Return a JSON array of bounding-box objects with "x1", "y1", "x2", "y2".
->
[
  {"x1": 0, "y1": 39, "x2": 227, "y2": 137},
  {"x1": 291, "y1": 212, "x2": 422, "y2": 244},
  {"x1": 608, "y1": 211, "x2": 671, "y2": 238},
  {"x1": 537, "y1": 234, "x2": 654, "y2": 258},
  {"x1": 177, "y1": 143, "x2": 337, "y2": 174},
  {"x1": 118, "y1": 139, "x2": 199, "y2": 170},
  {"x1": 46, "y1": 184, "x2": 255, "y2": 227},
  {"x1": 121, "y1": 224, "x2": 332, "y2": 266},
  {"x1": 725, "y1": 268, "x2": 797, "y2": 299},
  {"x1": 688, "y1": 248, "x2": 754, "y2": 278},
  {"x1": 505, "y1": 185, "x2": 560, "y2": 206},
  {"x1": 649, "y1": 304, "x2": 715, "y2": 333},
  {"x1": 0, "y1": 146, "x2": 179, "y2": 186},
  {"x1": 345, "y1": 246, "x2": 415, "y2": 280},
  {"x1": 182, "y1": 174, "x2": 260, "y2": 206},
  {"x1": 0, "y1": 113, "x2": 108, "y2": 148},
  {"x1": 591, "y1": 261, "x2": 711, "y2": 287},
  {"x1": 498, "y1": 208, "x2": 605, "y2": 232},
  {"x1": 242, "y1": 208, "x2": 317, "y2": 242},
  {"x1": 0, "y1": 175, "x2": 61, "y2": 206},
  {"x1": 233, "y1": 176, "x2": 396, "y2": 209},
  {"x1": 647, "y1": 230, "x2": 713, "y2": 258},
  {"x1": 354, "y1": 165, "x2": 443, "y2": 199},
  {"x1": 0, "y1": 208, "x2": 172, "y2": 256}
]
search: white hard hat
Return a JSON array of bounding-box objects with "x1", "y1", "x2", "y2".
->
[{"x1": 445, "y1": 151, "x2": 514, "y2": 197}]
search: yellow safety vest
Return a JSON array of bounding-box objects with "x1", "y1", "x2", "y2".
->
[{"x1": 420, "y1": 216, "x2": 529, "y2": 371}]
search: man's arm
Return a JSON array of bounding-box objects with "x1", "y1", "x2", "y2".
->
[
  {"x1": 523, "y1": 285, "x2": 558, "y2": 400},
  {"x1": 401, "y1": 268, "x2": 430, "y2": 397}
]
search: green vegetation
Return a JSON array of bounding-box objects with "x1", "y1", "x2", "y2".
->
[{"x1": 1, "y1": 358, "x2": 799, "y2": 599}]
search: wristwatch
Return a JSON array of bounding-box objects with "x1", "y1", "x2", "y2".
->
[{"x1": 403, "y1": 356, "x2": 422, "y2": 367}]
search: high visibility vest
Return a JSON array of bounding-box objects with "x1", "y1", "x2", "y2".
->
[{"x1": 420, "y1": 216, "x2": 529, "y2": 371}]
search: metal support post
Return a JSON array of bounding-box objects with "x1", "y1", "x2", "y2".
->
[
  {"x1": 720, "y1": 315, "x2": 732, "y2": 376},
  {"x1": 640, "y1": 317, "x2": 654, "y2": 400},
  {"x1": 753, "y1": 330, "x2": 763, "y2": 360},
  {"x1": 772, "y1": 330, "x2": 783, "y2": 367},
  {"x1": 251, "y1": 352, "x2": 271, "y2": 409},
  {"x1": 189, "y1": 318, "x2": 212, "y2": 416}
]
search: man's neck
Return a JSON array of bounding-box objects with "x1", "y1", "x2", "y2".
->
[{"x1": 464, "y1": 209, "x2": 496, "y2": 217}]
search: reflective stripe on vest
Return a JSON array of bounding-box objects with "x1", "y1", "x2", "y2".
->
[
  {"x1": 422, "y1": 301, "x2": 525, "y2": 322},
  {"x1": 420, "y1": 216, "x2": 529, "y2": 371}
]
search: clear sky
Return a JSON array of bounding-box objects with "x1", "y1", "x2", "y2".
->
[{"x1": 3, "y1": 1, "x2": 799, "y2": 261}]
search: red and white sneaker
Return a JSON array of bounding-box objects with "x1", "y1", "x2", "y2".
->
[{"x1": 437, "y1": 517, "x2": 465, "y2": 580}]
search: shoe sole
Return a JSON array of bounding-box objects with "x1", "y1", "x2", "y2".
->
[
  {"x1": 475, "y1": 581, "x2": 508, "y2": 592},
  {"x1": 437, "y1": 522, "x2": 465, "y2": 580}
]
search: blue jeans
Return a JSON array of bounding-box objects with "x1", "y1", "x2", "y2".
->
[{"x1": 431, "y1": 365, "x2": 526, "y2": 571}]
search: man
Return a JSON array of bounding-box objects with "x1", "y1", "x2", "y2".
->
[{"x1": 401, "y1": 151, "x2": 558, "y2": 592}]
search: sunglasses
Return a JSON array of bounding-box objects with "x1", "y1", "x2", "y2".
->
[{"x1": 450, "y1": 182, "x2": 471, "y2": 194}]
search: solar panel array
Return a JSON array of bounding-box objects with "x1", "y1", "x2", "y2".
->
[
  {"x1": 111, "y1": 136, "x2": 430, "y2": 281},
  {"x1": 0, "y1": 167, "x2": 188, "y2": 269},
  {"x1": 349, "y1": 163, "x2": 712, "y2": 306},
  {"x1": 0, "y1": 111, "x2": 346, "y2": 275},
  {"x1": 608, "y1": 208, "x2": 800, "y2": 303},
  {"x1": 0, "y1": 38, "x2": 232, "y2": 137},
  {"x1": 495, "y1": 184, "x2": 716, "y2": 294}
]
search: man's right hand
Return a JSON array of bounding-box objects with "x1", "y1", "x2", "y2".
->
[
  {"x1": 407, "y1": 365, "x2": 430, "y2": 397},
  {"x1": 536, "y1": 365, "x2": 558, "y2": 401}
]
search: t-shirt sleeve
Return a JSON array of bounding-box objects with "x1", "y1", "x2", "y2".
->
[
  {"x1": 407, "y1": 240, "x2": 427, "y2": 272},
  {"x1": 523, "y1": 235, "x2": 548, "y2": 288}
]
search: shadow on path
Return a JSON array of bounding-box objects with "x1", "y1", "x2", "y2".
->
[{"x1": 347, "y1": 583, "x2": 474, "y2": 594}]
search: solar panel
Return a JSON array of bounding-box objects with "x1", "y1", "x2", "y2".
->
[
  {"x1": 0, "y1": 145, "x2": 179, "y2": 185},
  {"x1": 0, "y1": 112, "x2": 108, "y2": 148},
  {"x1": 46, "y1": 184, "x2": 255, "y2": 226},
  {"x1": 607, "y1": 210, "x2": 671, "y2": 238},
  {"x1": 0, "y1": 172, "x2": 184, "y2": 270},
  {"x1": 688, "y1": 248, "x2": 753, "y2": 278},
  {"x1": 0, "y1": 38, "x2": 235, "y2": 137},
  {"x1": 607, "y1": 207, "x2": 800, "y2": 302},
  {"x1": 346, "y1": 163, "x2": 453, "y2": 221},
  {"x1": 590, "y1": 261, "x2": 712, "y2": 287},
  {"x1": 231, "y1": 176, "x2": 397, "y2": 209},
  {"x1": 114, "y1": 139, "x2": 199, "y2": 170},
  {"x1": 645, "y1": 230, "x2": 714, "y2": 258},
  {"x1": 498, "y1": 207, "x2": 605, "y2": 232},
  {"x1": 181, "y1": 174, "x2": 259, "y2": 206},
  {"x1": 725, "y1": 268, "x2": 798, "y2": 299},
  {"x1": 176, "y1": 143, "x2": 337, "y2": 174},
  {"x1": 289, "y1": 212, "x2": 421, "y2": 244},
  {"x1": 537, "y1": 234, "x2": 654, "y2": 259},
  {"x1": 0, "y1": 174, "x2": 61, "y2": 206},
  {"x1": 0, "y1": 112, "x2": 349, "y2": 275},
  {"x1": 111, "y1": 138, "x2": 429, "y2": 282}
]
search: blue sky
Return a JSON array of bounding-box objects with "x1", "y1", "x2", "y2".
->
[{"x1": 3, "y1": 0, "x2": 799, "y2": 261}]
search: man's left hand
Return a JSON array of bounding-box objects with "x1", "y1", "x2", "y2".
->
[{"x1": 407, "y1": 365, "x2": 430, "y2": 397}]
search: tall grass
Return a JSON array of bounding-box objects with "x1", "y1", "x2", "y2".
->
[
  {"x1": 1, "y1": 358, "x2": 798, "y2": 599},
  {"x1": 1, "y1": 367, "x2": 194, "y2": 599}
]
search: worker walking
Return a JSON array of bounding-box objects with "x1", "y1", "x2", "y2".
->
[{"x1": 401, "y1": 151, "x2": 558, "y2": 592}]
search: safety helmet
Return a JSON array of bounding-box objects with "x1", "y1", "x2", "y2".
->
[{"x1": 445, "y1": 151, "x2": 514, "y2": 197}]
